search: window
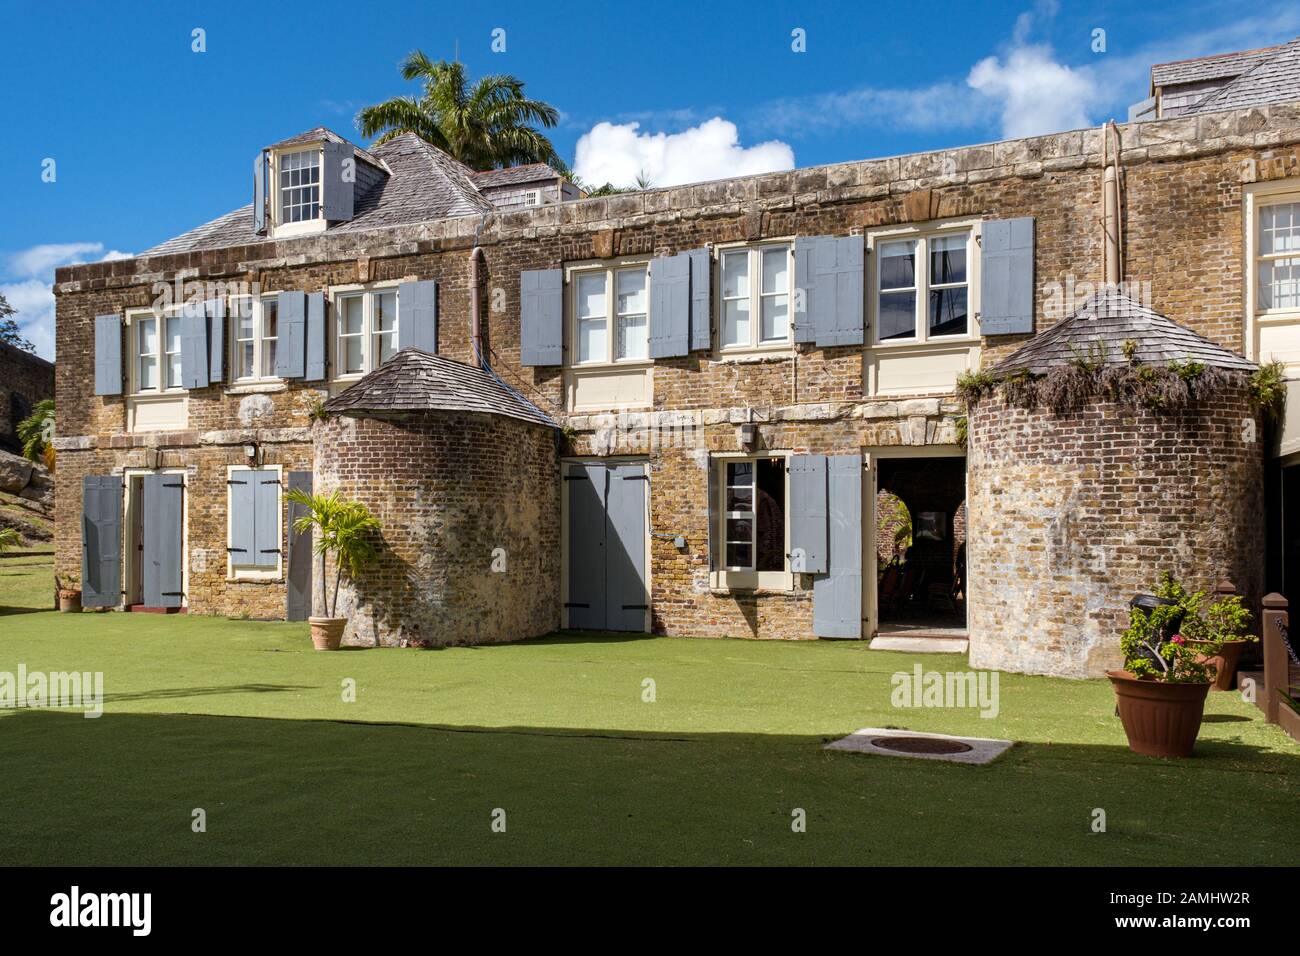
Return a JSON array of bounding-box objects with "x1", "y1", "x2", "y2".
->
[
  {"x1": 334, "y1": 288, "x2": 400, "y2": 378},
  {"x1": 279, "y1": 149, "x2": 320, "y2": 224},
  {"x1": 131, "y1": 309, "x2": 183, "y2": 393},
  {"x1": 571, "y1": 263, "x2": 649, "y2": 365},
  {"x1": 231, "y1": 296, "x2": 279, "y2": 381},
  {"x1": 875, "y1": 230, "x2": 971, "y2": 342},
  {"x1": 720, "y1": 457, "x2": 787, "y2": 572},
  {"x1": 720, "y1": 244, "x2": 791, "y2": 350},
  {"x1": 521, "y1": 189, "x2": 541, "y2": 208},
  {"x1": 1258, "y1": 201, "x2": 1300, "y2": 312}
]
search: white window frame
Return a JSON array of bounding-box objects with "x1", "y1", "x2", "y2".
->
[
  {"x1": 709, "y1": 451, "x2": 793, "y2": 592},
  {"x1": 225, "y1": 463, "x2": 283, "y2": 582},
  {"x1": 521, "y1": 189, "x2": 542, "y2": 208},
  {"x1": 564, "y1": 258, "x2": 652, "y2": 368},
  {"x1": 125, "y1": 306, "x2": 187, "y2": 396},
  {"x1": 715, "y1": 240, "x2": 793, "y2": 354},
  {"x1": 1244, "y1": 181, "x2": 1300, "y2": 378},
  {"x1": 229, "y1": 294, "x2": 282, "y2": 384},
  {"x1": 1250, "y1": 189, "x2": 1300, "y2": 322},
  {"x1": 272, "y1": 146, "x2": 326, "y2": 239},
  {"x1": 867, "y1": 220, "x2": 982, "y2": 348},
  {"x1": 328, "y1": 283, "x2": 401, "y2": 381}
]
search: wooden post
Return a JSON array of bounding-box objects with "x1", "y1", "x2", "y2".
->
[{"x1": 1262, "y1": 592, "x2": 1288, "y2": 724}]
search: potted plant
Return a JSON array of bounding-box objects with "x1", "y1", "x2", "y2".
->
[
  {"x1": 285, "y1": 489, "x2": 380, "y2": 651},
  {"x1": 56, "y1": 573, "x2": 82, "y2": 613},
  {"x1": 1154, "y1": 573, "x2": 1258, "y2": 691},
  {"x1": 1108, "y1": 580, "x2": 1216, "y2": 758}
]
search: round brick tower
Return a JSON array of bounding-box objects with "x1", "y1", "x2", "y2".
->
[
  {"x1": 965, "y1": 290, "x2": 1264, "y2": 678},
  {"x1": 313, "y1": 349, "x2": 560, "y2": 647}
]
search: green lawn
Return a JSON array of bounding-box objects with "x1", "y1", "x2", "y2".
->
[{"x1": 1, "y1": 555, "x2": 1296, "y2": 866}]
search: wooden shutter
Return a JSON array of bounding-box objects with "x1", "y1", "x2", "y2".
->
[
  {"x1": 321, "y1": 140, "x2": 354, "y2": 221},
  {"x1": 253, "y1": 471, "x2": 281, "y2": 568},
  {"x1": 605, "y1": 463, "x2": 649, "y2": 632},
  {"x1": 275, "y1": 291, "x2": 306, "y2": 378},
  {"x1": 253, "y1": 150, "x2": 269, "y2": 234},
  {"x1": 804, "y1": 235, "x2": 864, "y2": 347},
  {"x1": 305, "y1": 292, "x2": 326, "y2": 381},
  {"x1": 812, "y1": 455, "x2": 863, "y2": 638},
  {"x1": 81, "y1": 475, "x2": 122, "y2": 608},
  {"x1": 566, "y1": 463, "x2": 607, "y2": 630},
  {"x1": 706, "y1": 458, "x2": 720, "y2": 571},
  {"x1": 93, "y1": 314, "x2": 122, "y2": 396},
  {"x1": 180, "y1": 299, "x2": 209, "y2": 389},
  {"x1": 227, "y1": 469, "x2": 255, "y2": 565},
  {"x1": 285, "y1": 471, "x2": 313, "y2": 621},
  {"x1": 206, "y1": 298, "x2": 225, "y2": 383},
  {"x1": 398, "y1": 279, "x2": 438, "y2": 353},
  {"x1": 688, "y1": 248, "x2": 712, "y2": 351},
  {"x1": 980, "y1": 217, "x2": 1035, "y2": 335},
  {"x1": 788, "y1": 455, "x2": 828, "y2": 574},
  {"x1": 520, "y1": 269, "x2": 563, "y2": 366},
  {"x1": 144, "y1": 473, "x2": 184, "y2": 609},
  {"x1": 649, "y1": 253, "x2": 690, "y2": 359}
]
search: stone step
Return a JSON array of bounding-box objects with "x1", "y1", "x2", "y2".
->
[{"x1": 869, "y1": 635, "x2": 970, "y2": 654}]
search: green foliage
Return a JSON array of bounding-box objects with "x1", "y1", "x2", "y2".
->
[
  {"x1": 954, "y1": 414, "x2": 968, "y2": 448},
  {"x1": 0, "y1": 292, "x2": 34, "y2": 352},
  {"x1": 0, "y1": 527, "x2": 20, "y2": 554},
  {"x1": 307, "y1": 400, "x2": 330, "y2": 424},
  {"x1": 955, "y1": 368, "x2": 998, "y2": 405},
  {"x1": 356, "y1": 54, "x2": 561, "y2": 170},
  {"x1": 1249, "y1": 360, "x2": 1287, "y2": 422},
  {"x1": 286, "y1": 489, "x2": 381, "y2": 618},
  {"x1": 17, "y1": 398, "x2": 54, "y2": 465},
  {"x1": 1167, "y1": 360, "x2": 1206, "y2": 383},
  {"x1": 1067, "y1": 339, "x2": 1109, "y2": 373},
  {"x1": 1121, "y1": 339, "x2": 1138, "y2": 361},
  {"x1": 1120, "y1": 601, "x2": 1214, "y2": 683}
]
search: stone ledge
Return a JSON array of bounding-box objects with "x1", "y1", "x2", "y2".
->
[{"x1": 51, "y1": 435, "x2": 97, "y2": 451}]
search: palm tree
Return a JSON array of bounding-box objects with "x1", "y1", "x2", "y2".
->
[
  {"x1": 356, "y1": 54, "x2": 560, "y2": 170},
  {"x1": 286, "y1": 488, "x2": 381, "y2": 619},
  {"x1": 18, "y1": 398, "x2": 54, "y2": 471}
]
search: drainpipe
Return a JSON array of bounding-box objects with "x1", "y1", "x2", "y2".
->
[
  {"x1": 1102, "y1": 121, "x2": 1124, "y2": 286},
  {"x1": 469, "y1": 245, "x2": 486, "y2": 368}
]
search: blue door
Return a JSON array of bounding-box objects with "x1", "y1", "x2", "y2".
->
[{"x1": 566, "y1": 462, "x2": 648, "y2": 632}]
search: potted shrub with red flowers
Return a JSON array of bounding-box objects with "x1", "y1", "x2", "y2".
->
[
  {"x1": 1154, "y1": 573, "x2": 1258, "y2": 691},
  {"x1": 1108, "y1": 585, "x2": 1216, "y2": 758}
]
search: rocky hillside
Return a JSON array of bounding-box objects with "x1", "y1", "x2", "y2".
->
[{"x1": 0, "y1": 449, "x2": 53, "y2": 553}]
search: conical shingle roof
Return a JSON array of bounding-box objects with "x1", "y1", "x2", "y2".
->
[{"x1": 992, "y1": 287, "x2": 1257, "y2": 375}]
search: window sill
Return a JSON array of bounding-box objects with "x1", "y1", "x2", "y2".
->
[
  {"x1": 713, "y1": 347, "x2": 794, "y2": 364},
  {"x1": 710, "y1": 570, "x2": 796, "y2": 592},
  {"x1": 869, "y1": 335, "x2": 980, "y2": 350},
  {"x1": 272, "y1": 220, "x2": 327, "y2": 239},
  {"x1": 225, "y1": 380, "x2": 287, "y2": 395},
  {"x1": 567, "y1": 359, "x2": 654, "y2": 372},
  {"x1": 228, "y1": 572, "x2": 283, "y2": 584}
]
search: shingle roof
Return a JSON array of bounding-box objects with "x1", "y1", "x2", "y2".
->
[
  {"x1": 1150, "y1": 44, "x2": 1284, "y2": 88},
  {"x1": 472, "y1": 164, "x2": 562, "y2": 188},
  {"x1": 323, "y1": 348, "x2": 558, "y2": 428},
  {"x1": 142, "y1": 131, "x2": 491, "y2": 256},
  {"x1": 992, "y1": 288, "x2": 1258, "y2": 376},
  {"x1": 1187, "y1": 37, "x2": 1300, "y2": 113}
]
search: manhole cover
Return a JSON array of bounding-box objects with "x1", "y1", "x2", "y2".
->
[{"x1": 870, "y1": 735, "x2": 974, "y2": 755}]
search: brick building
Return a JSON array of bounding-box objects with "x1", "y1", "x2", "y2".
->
[
  {"x1": 51, "y1": 78, "x2": 1300, "y2": 675},
  {"x1": 0, "y1": 340, "x2": 54, "y2": 455}
]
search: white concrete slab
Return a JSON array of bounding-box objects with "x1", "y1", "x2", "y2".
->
[
  {"x1": 824, "y1": 727, "x2": 1014, "y2": 765},
  {"x1": 869, "y1": 636, "x2": 969, "y2": 653}
]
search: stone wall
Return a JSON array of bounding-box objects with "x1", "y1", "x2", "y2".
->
[
  {"x1": 312, "y1": 411, "x2": 560, "y2": 647},
  {"x1": 966, "y1": 387, "x2": 1264, "y2": 678},
  {"x1": 0, "y1": 342, "x2": 54, "y2": 454}
]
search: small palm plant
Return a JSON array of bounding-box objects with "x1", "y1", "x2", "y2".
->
[
  {"x1": 17, "y1": 398, "x2": 55, "y2": 471},
  {"x1": 286, "y1": 489, "x2": 381, "y2": 621}
]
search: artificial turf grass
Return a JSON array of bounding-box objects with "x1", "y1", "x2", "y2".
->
[{"x1": 1, "y1": 557, "x2": 1297, "y2": 865}]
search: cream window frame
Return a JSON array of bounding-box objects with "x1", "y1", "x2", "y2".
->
[
  {"x1": 564, "y1": 257, "x2": 653, "y2": 369},
  {"x1": 125, "y1": 306, "x2": 188, "y2": 396},
  {"x1": 714, "y1": 241, "x2": 794, "y2": 355},
  {"x1": 328, "y1": 283, "x2": 402, "y2": 382},
  {"x1": 229, "y1": 294, "x2": 282, "y2": 383},
  {"x1": 867, "y1": 219, "x2": 982, "y2": 348},
  {"x1": 270, "y1": 146, "x2": 326, "y2": 239},
  {"x1": 709, "y1": 451, "x2": 794, "y2": 592}
]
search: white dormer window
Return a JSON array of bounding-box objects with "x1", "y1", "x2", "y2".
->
[
  {"x1": 521, "y1": 189, "x2": 542, "y2": 208},
  {"x1": 279, "y1": 149, "x2": 321, "y2": 224}
]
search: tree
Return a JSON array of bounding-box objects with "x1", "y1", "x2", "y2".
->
[
  {"x1": 0, "y1": 293, "x2": 34, "y2": 353},
  {"x1": 356, "y1": 54, "x2": 560, "y2": 170},
  {"x1": 18, "y1": 398, "x2": 55, "y2": 471},
  {"x1": 285, "y1": 488, "x2": 381, "y2": 619}
]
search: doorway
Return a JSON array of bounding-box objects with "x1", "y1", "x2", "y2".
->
[
  {"x1": 868, "y1": 453, "x2": 967, "y2": 640},
  {"x1": 563, "y1": 460, "x2": 650, "y2": 632},
  {"x1": 124, "y1": 471, "x2": 186, "y2": 611}
]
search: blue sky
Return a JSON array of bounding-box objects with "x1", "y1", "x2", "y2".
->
[{"x1": 2, "y1": 0, "x2": 1298, "y2": 358}]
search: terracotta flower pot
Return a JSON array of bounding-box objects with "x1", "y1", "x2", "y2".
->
[
  {"x1": 1107, "y1": 670, "x2": 1210, "y2": 758},
  {"x1": 309, "y1": 617, "x2": 346, "y2": 651},
  {"x1": 57, "y1": 590, "x2": 82, "y2": 613},
  {"x1": 1188, "y1": 639, "x2": 1250, "y2": 691}
]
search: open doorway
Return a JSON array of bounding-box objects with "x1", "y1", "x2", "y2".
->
[{"x1": 872, "y1": 455, "x2": 966, "y2": 639}]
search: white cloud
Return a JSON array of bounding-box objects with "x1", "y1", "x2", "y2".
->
[
  {"x1": 967, "y1": 44, "x2": 1098, "y2": 139},
  {"x1": 2, "y1": 243, "x2": 132, "y2": 360},
  {"x1": 573, "y1": 117, "x2": 794, "y2": 190}
]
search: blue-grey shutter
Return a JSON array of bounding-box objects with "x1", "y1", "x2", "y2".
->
[
  {"x1": 689, "y1": 248, "x2": 712, "y2": 351},
  {"x1": 980, "y1": 217, "x2": 1035, "y2": 335},
  {"x1": 81, "y1": 474, "x2": 122, "y2": 608},
  {"x1": 566, "y1": 463, "x2": 607, "y2": 629},
  {"x1": 180, "y1": 299, "x2": 209, "y2": 389},
  {"x1": 253, "y1": 470, "x2": 281, "y2": 568},
  {"x1": 321, "y1": 140, "x2": 354, "y2": 221},
  {"x1": 813, "y1": 455, "x2": 862, "y2": 639},
  {"x1": 520, "y1": 269, "x2": 563, "y2": 366},
  {"x1": 304, "y1": 292, "x2": 326, "y2": 380},
  {"x1": 227, "y1": 469, "x2": 255, "y2": 566},
  {"x1": 253, "y1": 150, "x2": 269, "y2": 234},
  {"x1": 788, "y1": 454, "x2": 828, "y2": 574},
  {"x1": 276, "y1": 291, "x2": 306, "y2": 378},
  {"x1": 398, "y1": 279, "x2": 438, "y2": 353},
  {"x1": 706, "y1": 456, "x2": 720, "y2": 571},
  {"x1": 206, "y1": 298, "x2": 224, "y2": 383},
  {"x1": 605, "y1": 463, "x2": 649, "y2": 632},
  {"x1": 803, "y1": 235, "x2": 864, "y2": 347},
  {"x1": 286, "y1": 471, "x2": 313, "y2": 621},
  {"x1": 94, "y1": 314, "x2": 122, "y2": 396},
  {"x1": 144, "y1": 473, "x2": 184, "y2": 609},
  {"x1": 649, "y1": 253, "x2": 690, "y2": 358}
]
